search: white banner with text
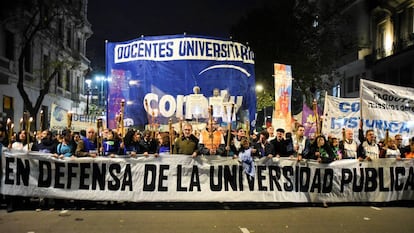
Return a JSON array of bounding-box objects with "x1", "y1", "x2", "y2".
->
[{"x1": 1, "y1": 151, "x2": 414, "y2": 203}]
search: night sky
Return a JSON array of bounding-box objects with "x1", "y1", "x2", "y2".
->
[{"x1": 86, "y1": 0, "x2": 264, "y2": 70}]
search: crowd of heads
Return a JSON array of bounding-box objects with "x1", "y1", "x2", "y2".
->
[{"x1": 1, "y1": 119, "x2": 414, "y2": 162}]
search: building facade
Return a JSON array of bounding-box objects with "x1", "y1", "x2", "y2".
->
[
  {"x1": 0, "y1": 0, "x2": 92, "y2": 128},
  {"x1": 333, "y1": 0, "x2": 414, "y2": 97}
]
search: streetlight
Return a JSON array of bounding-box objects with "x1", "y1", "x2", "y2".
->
[
  {"x1": 255, "y1": 84, "x2": 266, "y2": 128},
  {"x1": 95, "y1": 75, "x2": 111, "y2": 110}
]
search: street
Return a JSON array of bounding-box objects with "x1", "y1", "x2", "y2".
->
[{"x1": 1, "y1": 202, "x2": 413, "y2": 233}]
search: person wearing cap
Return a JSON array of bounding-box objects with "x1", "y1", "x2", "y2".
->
[{"x1": 270, "y1": 128, "x2": 288, "y2": 157}]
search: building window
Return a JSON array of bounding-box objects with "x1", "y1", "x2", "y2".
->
[
  {"x1": 5, "y1": 30, "x2": 14, "y2": 60},
  {"x1": 75, "y1": 76, "x2": 81, "y2": 94},
  {"x1": 376, "y1": 18, "x2": 393, "y2": 58},
  {"x1": 42, "y1": 54, "x2": 49, "y2": 80},
  {"x1": 410, "y1": 7, "x2": 414, "y2": 34},
  {"x1": 353, "y1": 77, "x2": 358, "y2": 92},
  {"x1": 24, "y1": 44, "x2": 32, "y2": 73},
  {"x1": 346, "y1": 76, "x2": 353, "y2": 93},
  {"x1": 66, "y1": 27, "x2": 72, "y2": 48},
  {"x1": 77, "y1": 36, "x2": 82, "y2": 52},
  {"x1": 57, "y1": 70, "x2": 63, "y2": 88},
  {"x1": 2, "y1": 95, "x2": 14, "y2": 119},
  {"x1": 58, "y1": 19, "x2": 64, "y2": 40},
  {"x1": 65, "y1": 70, "x2": 71, "y2": 91},
  {"x1": 400, "y1": 65, "x2": 413, "y2": 87}
]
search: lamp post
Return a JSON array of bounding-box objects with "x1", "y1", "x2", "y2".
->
[
  {"x1": 95, "y1": 75, "x2": 105, "y2": 107},
  {"x1": 95, "y1": 75, "x2": 111, "y2": 113},
  {"x1": 255, "y1": 84, "x2": 266, "y2": 128}
]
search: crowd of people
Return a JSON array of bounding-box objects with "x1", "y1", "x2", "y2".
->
[
  {"x1": 1, "y1": 119, "x2": 414, "y2": 162},
  {"x1": 1, "y1": 119, "x2": 414, "y2": 212}
]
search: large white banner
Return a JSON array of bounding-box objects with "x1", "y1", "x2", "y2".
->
[
  {"x1": 360, "y1": 79, "x2": 414, "y2": 139},
  {"x1": 1, "y1": 151, "x2": 414, "y2": 203},
  {"x1": 322, "y1": 95, "x2": 360, "y2": 140}
]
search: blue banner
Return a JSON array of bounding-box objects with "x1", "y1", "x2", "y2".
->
[{"x1": 106, "y1": 35, "x2": 256, "y2": 129}]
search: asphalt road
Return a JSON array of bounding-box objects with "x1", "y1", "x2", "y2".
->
[{"x1": 1, "y1": 202, "x2": 414, "y2": 233}]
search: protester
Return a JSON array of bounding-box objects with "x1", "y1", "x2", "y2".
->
[
  {"x1": 394, "y1": 134, "x2": 407, "y2": 156},
  {"x1": 31, "y1": 129, "x2": 57, "y2": 153},
  {"x1": 226, "y1": 127, "x2": 246, "y2": 157},
  {"x1": 173, "y1": 123, "x2": 198, "y2": 157},
  {"x1": 270, "y1": 128, "x2": 288, "y2": 157},
  {"x1": 102, "y1": 129, "x2": 125, "y2": 157},
  {"x1": 266, "y1": 126, "x2": 275, "y2": 142},
  {"x1": 329, "y1": 136, "x2": 341, "y2": 160},
  {"x1": 291, "y1": 125, "x2": 311, "y2": 160},
  {"x1": 53, "y1": 129, "x2": 75, "y2": 159},
  {"x1": 236, "y1": 137, "x2": 255, "y2": 178},
  {"x1": 11, "y1": 130, "x2": 32, "y2": 151},
  {"x1": 156, "y1": 132, "x2": 170, "y2": 155},
  {"x1": 339, "y1": 128, "x2": 358, "y2": 159},
  {"x1": 124, "y1": 129, "x2": 142, "y2": 156},
  {"x1": 252, "y1": 130, "x2": 273, "y2": 158},
  {"x1": 139, "y1": 130, "x2": 157, "y2": 156},
  {"x1": 309, "y1": 135, "x2": 335, "y2": 163},
  {"x1": 403, "y1": 137, "x2": 414, "y2": 159},
  {"x1": 75, "y1": 127, "x2": 98, "y2": 157},
  {"x1": 380, "y1": 136, "x2": 402, "y2": 159},
  {"x1": 198, "y1": 121, "x2": 225, "y2": 156},
  {"x1": 357, "y1": 129, "x2": 380, "y2": 161}
]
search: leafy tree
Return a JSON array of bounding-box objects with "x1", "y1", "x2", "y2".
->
[
  {"x1": 231, "y1": 0, "x2": 347, "y2": 109},
  {"x1": 1, "y1": 0, "x2": 86, "y2": 124}
]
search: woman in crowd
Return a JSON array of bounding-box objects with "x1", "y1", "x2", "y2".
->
[
  {"x1": 329, "y1": 136, "x2": 342, "y2": 160},
  {"x1": 309, "y1": 135, "x2": 335, "y2": 163},
  {"x1": 52, "y1": 130, "x2": 74, "y2": 159},
  {"x1": 124, "y1": 129, "x2": 142, "y2": 157},
  {"x1": 11, "y1": 130, "x2": 32, "y2": 151}
]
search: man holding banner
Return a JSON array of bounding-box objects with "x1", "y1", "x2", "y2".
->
[
  {"x1": 338, "y1": 128, "x2": 358, "y2": 159},
  {"x1": 357, "y1": 129, "x2": 380, "y2": 161}
]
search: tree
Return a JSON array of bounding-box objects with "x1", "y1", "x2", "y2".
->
[
  {"x1": 1, "y1": 0, "x2": 87, "y2": 124},
  {"x1": 230, "y1": 0, "x2": 348, "y2": 108}
]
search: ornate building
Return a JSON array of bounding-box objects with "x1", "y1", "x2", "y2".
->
[
  {"x1": 333, "y1": 0, "x2": 414, "y2": 97},
  {"x1": 0, "y1": 0, "x2": 92, "y2": 128}
]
